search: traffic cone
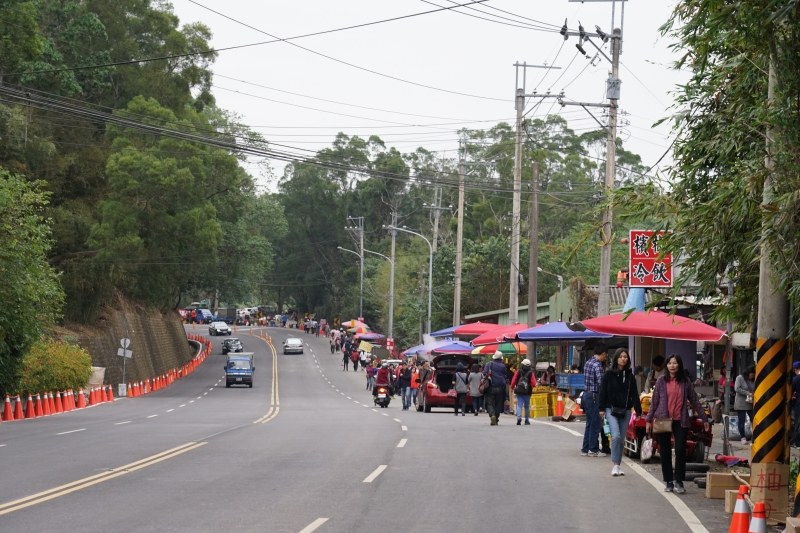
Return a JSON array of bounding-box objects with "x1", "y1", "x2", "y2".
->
[
  {"x1": 573, "y1": 396, "x2": 584, "y2": 416},
  {"x1": 48, "y1": 392, "x2": 56, "y2": 413},
  {"x1": 555, "y1": 393, "x2": 564, "y2": 417},
  {"x1": 35, "y1": 394, "x2": 45, "y2": 417},
  {"x1": 43, "y1": 393, "x2": 51, "y2": 416},
  {"x1": 729, "y1": 485, "x2": 750, "y2": 533},
  {"x1": 65, "y1": 389, "x2": 74, "y2": 410},
  {"x1": 89, "y1": 387, "x2": 97, "y2": 405},
  {"x1": 3, "y1": 395, "x2": 13, "y2": 421},
  {"x1": 748, "y1": 501, "x2": 766, "y2": 533},
  {"x1": 14, "y1": 395, "x2": 23, "y2": 419},
  {"x1": 127, "y1": 382, "x2": 132, "y2": 397},
  {"x1": 25, "y1": 395, "x2": 35, "y2": 418},
  {"x1": 108, "y1": 385, "x2": 115, "y2": 402},
  {"x1": 76, "y1": 388, "x2": 87, "y2": 408},
  {"x1": 54, "y1": 391, "x2": 63, "y2": 413}
]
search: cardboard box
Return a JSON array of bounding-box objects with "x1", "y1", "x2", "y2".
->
[
  {"x1": 785, "y1": 517, "x2": 800, "y2": 533},
  {"x1": 750, "y1": 462, "x2": 789, "y2": 525},
  {"x1": 705, "y1": 472, "x2": 751, "y2": 499},
  {"x1": 724, "y1": 489, "x2": 738, "y2": 513}
]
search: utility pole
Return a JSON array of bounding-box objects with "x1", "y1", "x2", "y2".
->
[
  {"x1": 424, "y1": 189, "x2": 449, "y2": 253},
  {"x1": 509, "y1": 87, "x2": 524, "y2": 323},
  {"x1": 453, "y1": 140, "x2": 466, "y2": 326},
  {"x1": 527, "y1": 162, "x2": 540, "y2": 361},
  {"x1": 596, "y1": 28, "x2": 621, "y2": 317},
  {"x1": 752, "y1": 60, "x2": 790, "y2": 465},
  {"x1": 388, "y1": 212, "x2": 397, "y2": 338},
  {"x1": 345, "y1": 216, "x2": 365, "y2": 319}
]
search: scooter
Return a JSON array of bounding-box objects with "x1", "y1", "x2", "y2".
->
[{"x1": 374, "y1": 386, "x2": 391, "y2": 408}]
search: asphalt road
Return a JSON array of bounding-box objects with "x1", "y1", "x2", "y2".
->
[{"x1": 0, "y1": 326, "x2": 729, "y2": 532}]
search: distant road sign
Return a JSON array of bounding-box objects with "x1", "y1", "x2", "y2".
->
[{"x1": 118, "y1": 338, "x2": 132, "y2": 358}]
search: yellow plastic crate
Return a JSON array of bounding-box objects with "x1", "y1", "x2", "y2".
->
[
  {"x1": 532, "y1": 406, "x2": 549, "y2": 418},
  {"x1": 531, "y1": 394, "x2": 549, "y2": 407}
]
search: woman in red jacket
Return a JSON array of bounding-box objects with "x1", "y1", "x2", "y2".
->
[{"x1": 510, "y1": 359, "x2": 537, "y2": 425}]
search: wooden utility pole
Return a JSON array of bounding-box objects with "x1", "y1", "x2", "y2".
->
[
  {"x1": 527, "y1": 162, "x2": 540, "y2": 362},
  {"x1": 509, "y1": 88, "x2": 524, "y2": 323},
  {"x1": 453, "y1": 144, "x2": 465, "y2": 326}
]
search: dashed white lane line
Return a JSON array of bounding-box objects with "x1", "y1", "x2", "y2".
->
[
  {"x1": 363, "y1": 465, "x2": 387, "y2": 483},
  {"x1": 0, "y1": 444, "x2": 6, "y2": 447},
  {"x1": 189, "y1": 400, "x2": 194, "y2": 404},
  {"x1": 115, "y1": 421, "x2": 132, "y2": 425},
  {"x1": 56, "y1": 429, "x2": 86, "y2": 435},
  {"x1": 402, "y1": 426, "x2": 408, "y2": 431},
  {"x1": 147, "y1": 414, "x2": 158, "y2": 419},
  {"x1": 346, "y1": 396, "x2": 351, "y2": 400},
  {"x1": 204, "y1": 392, "x2": 208, "y2": 396},
  {"x1": 397, "y1": 439, "x2": 407, "y2": 448},
  {"x1": 298, "y1": 518, "x2": 329, "y2": 533},
  {"x1": 179, "y1": 404, "x2": 186, "y2": 408},
  {"x1": 530, "y1": 421, "x2": 583, "y2": 437},
  {"x1": 362, "y1": 404, "x2": 368, "y2": 407},
  {"x1": 166, "y1": 409, "x2": 174, "y2": 413},
  {"x1": 336, "y1": 389, "x2": 339, "y2": 392},
  {"x1": 382, "y1": 413, "x2": 388, "y2": 417},
  {"x1": 197, "y1": 396, "x2": 201, "y2": 400},
  {"x1": 372, "y1": 409, "x2": 378, "y2": 412},
  {"x1": 393, "y1": 418, "x2": 401, "y2": 423},
  {"x1": 209, "y1": 388, "x2": 214, "y2": 391},
  {"x1": 354, "y1": 401, "x2": 359, "y2": 404}
]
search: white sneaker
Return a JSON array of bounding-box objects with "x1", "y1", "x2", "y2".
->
[
  {"x1": 596, "y1": 451, "x2": 608, "y2": 457},
  {"x1": 617, "y1": 466, "x2": 625, "y2": 476},
  {"x1": 741, "y1": 438, "x2": 747, "y2": 445},
  {"x1": 611, "y1": 466, "x2": 619, "y2": 476}
]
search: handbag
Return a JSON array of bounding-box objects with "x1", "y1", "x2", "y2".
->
[
  {"x1": 478, "y1": 371, "x2": 492, "y2": 394},
  {"x1": 447, "y1": 389, "x2": 457, "y2": 398},
  {"x1": 652, "y1": 418, "x2": 673, "y2": 434},
  {"x1": 610, "y1": 372, "x2": 632, "y2": 418},
  {"x1": 640, "y1": 436, "x2": 654, "y2": 461}
]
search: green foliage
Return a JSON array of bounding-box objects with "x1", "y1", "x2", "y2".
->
[
  {"x1": 16, "y1": 338, "x2": 92, "y2": 396},
  {"x1": 0, "y1": 1, "x2": 43, "y2": 81},
  {"x1": 0, "y1": 170, "x2": 64, "y2": 395}
]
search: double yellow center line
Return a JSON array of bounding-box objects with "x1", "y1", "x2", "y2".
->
[
  {"x1": 254, "y1": 338, "x2": 280, "y2": 424},
  {"x1": 0, "y1": 441, "x2": 206, "y2": 516}
]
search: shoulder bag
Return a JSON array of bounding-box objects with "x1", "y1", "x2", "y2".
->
[
  {"x1": 478, "y1": 370, "x2": 492, "y2": 394},
  {"x1": 610, "y1": 372, "x2": 631, "y2": 417},
  {"x1": 652, "y1": 418, "x2": 673, "y2": 433}
]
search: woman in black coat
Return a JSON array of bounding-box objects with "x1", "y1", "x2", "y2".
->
[{"x1": 599, "y1": 347, "x2": 643, "y2": 477}]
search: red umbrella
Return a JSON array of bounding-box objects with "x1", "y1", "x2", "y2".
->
[
  {"x1": 581, "y1": 310, "x2": 726, "y2": 342},
  {"x1": 471, "y1": 323, "x2": 532, "y2": 346},
  {"x1": 453, "y1": 322, "x2": 503, "y2": 337}
]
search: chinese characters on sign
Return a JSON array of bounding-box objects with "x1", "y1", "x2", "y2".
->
[{"x1": 629, "y1": 230, "x2": 673, "y2": 288}]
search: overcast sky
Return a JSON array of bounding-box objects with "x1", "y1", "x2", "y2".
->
[{"x1": 170, "y1": 0, "x2": 687, "y2": 190}]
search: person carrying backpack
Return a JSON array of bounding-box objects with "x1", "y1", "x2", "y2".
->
[{"x1": 510, "y1": 359, "x2": 537, "y2": 425}]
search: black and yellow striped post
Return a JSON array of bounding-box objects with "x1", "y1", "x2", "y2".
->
[{"x1": 751, "y1": 338, "x2": 790, "y2": 464}]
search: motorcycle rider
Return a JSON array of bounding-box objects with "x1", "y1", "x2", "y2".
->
[{"x1": 373, "y1": 362, "x2": 393, "y2": 397}]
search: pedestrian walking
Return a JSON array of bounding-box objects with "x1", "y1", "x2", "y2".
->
[
  {"x1": 483, "y1": 351, "x2": 508, "y2": 426},
  {"x1": 468, "y1": 363, "x2": 483, "y2": 416},
  {"x1": 599, "y1": 348, "x2": 643, "y2": 476},
  {"x1": 366, "y1": 363, "x2": 375, "y2": 390},
  {"x1": 360, "y1": 350, "x2": 367, "y2": 370},
  {"x1": 580, "y1": 342, "x2": 608, "y2": 457},
  {"x1": 452, "y1": 363, "x2": 469, "y2": 416},
  {"x1": 342, "y1": 349, "x2": 350, "y2": 371},
  {"x1": 351, "y1": 350, "x2": 359, "y2": 372},
  {"x1": 397, "y1": 362, "x2": 413, "y2": 410},
  {"x1": 734, "y1": 366, "x2": 755, "y2": 444},
  {"x1": 646, "y1": 354, "x2": 709, "y2": 494},
  {"x1": 411, "y1": 364, "x2": 420, "y2": 408},
  {"x1": 330, "y1": 337, "x2": 335, "y2": 355},
  {"x1": 510, "y1": 358, "x2": 536, "y2": 425}
]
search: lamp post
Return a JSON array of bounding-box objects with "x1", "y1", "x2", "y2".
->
[
  {"x1": 537, "y1": 267, "x2": 564, "y2": 293},
  {"x1": 384, "y1": 225, "x2": 433, "y2": 335},
  {"x1": 363, "y1": 249, "x2": 394, "y2": 338},
  {"x1": 337, "y1": 246, "x2": 362, "y2": 319}
]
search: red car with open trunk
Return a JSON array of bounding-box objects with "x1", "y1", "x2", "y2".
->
[{"x1": 415, "y1": 354, "x2": 475, "y2": 413}]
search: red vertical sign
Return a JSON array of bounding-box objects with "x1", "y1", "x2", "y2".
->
[{"x1": 629, "y1": 230, "x2": 673, "y2": 288}]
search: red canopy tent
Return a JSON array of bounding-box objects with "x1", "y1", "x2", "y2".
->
[
  {"x1": 453, "y1": 322, "x2": 503, "y2": 337},
  {"x1": 580, "y1": 310, "x2": 726, "y2": 342},
  {"x1": 471, "y1": 323, "x2": 533, "y2": 346}
]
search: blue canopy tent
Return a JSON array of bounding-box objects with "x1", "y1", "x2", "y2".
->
[
  {"x1": 512, "y1": 322, "x2": 613, "y2": 342},
  {"x1": 430, "y1": 326, "x2": 458, "y2": 337},
  {"x1": 429, "y1": 340, "x2": 474, "y2": 354}
]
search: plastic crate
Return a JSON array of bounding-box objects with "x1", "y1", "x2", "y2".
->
[
  {"x1": 532, "y1": 406, "x2": 549, "y2": 418},
  {"x1": 531, "y1": 394, "x2": 549, "y2": 407}
]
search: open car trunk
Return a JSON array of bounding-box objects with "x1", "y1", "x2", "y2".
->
[{"x1": 436, "y1": 371, "x2": 454, "y2": 393}]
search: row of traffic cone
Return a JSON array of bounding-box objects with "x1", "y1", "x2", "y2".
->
[
  {"x1": 1, "y1": 387, "x2": 97, "y2": 422},
  {"x1": 121, "y1": 334, "x2": 210, "y2": 398},
  {"x1": 729, "y1": 485, "x2": 767, "y2": 533}
]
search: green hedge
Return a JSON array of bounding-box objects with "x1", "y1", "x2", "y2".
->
[{"x1": 16, "y1": 339, "x2": 93, "y2": 396}]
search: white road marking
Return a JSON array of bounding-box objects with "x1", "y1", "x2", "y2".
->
[
  {"x1": 372, "y1": 409, "x2": 378, "y2": 412},
  {"x1": 298, "y1": 518, "x2": 329, "y2": 533},
  {"x1": 147, "y1": 414, "x2": 158, "y2": 419},
  {"x1": 166, "y1": 409, "x2": 174, "y2": 413},
  {"x1": 179, "y1": 404, "x2": 186, "y2": 408},
  {"x1": 402, "y1": 426, "x2": 408, "y2": 431},
  {"x1": 393, "y1": 418, "x2": 401, "y2": 422},
  {"x1": 336, "y1": 389, "x2": 339, "y2": 392},
  {"x1": 204, "y1": 392, "x2": 208, "y2": 395},
  {"x1": 57, "y1": 429, "x2": 86, "y2": 435},
  {"x1": 624, "y1": 459, "x2": 709, "y2": 533},
  {"x1": 362, "y1": 404, "x2": 368, "y2": 407},
  {"x1": 363, "y1": 465, "x2": 387, "y2": 483},
  {"x1": 354, "y1": 400, "x2": 359, "y2": 404},
  {"x1": 115, "y1": 421, "x2": 132, "y2": 425},
  {"x1": 397, "y1": 439, "x2": 407, "y2": 448},
  {"x1": 209, "y1": 388, "x2": 214, "y2": 391},
  {"x1": 197, "y1": 397, "x2": 201, "y2": 399},
  {"x1": 382, "y1": 413, "x2": 388, "y2": 417},
  {"x1": 189, "y1": 401, "x2": 194, "y2": 404},
  {"x1": 346, "y1": 396, "x2": 351, "y2": 399},
  {"x1": 530, "y1": 421, "x2": 583, "y2": 437},
  {"x1": 0, "y1": 444, "x2": 6, "y2": 447}
]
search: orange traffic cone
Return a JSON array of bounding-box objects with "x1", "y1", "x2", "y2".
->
[
  {"x1": 140, "y1": 380, "x2": 145, "y2": 394},
  {"x1": 729, "y1": 485, "x2": 750, "y2": 533},
  {"x1": 555, "y1": 393, "x2": 564, "y2": 417},
  {"x1": 76, "y1": 388, "x2": 87, "y2": 408},
  {"x1": 48, "y1": 392, "x2": 56, "y2": 413},
  {"x1": 748, "y1": 501, "x2": 766, "y2": 533},
  {"x1": 35, "y1": 393, "x2": 45, "y2": 417},
  {"x1": 89, "y1": 387, "x2": 97, "y2": 405},
  {"x1": 126, "y1": 382, "x2": 132, "y2": 397},
  {"x1": 14, "y1": 395, "x2": 23, "y2": 419},
  {"x1": 573, "y1": 396, "x2": 584, "y2": 416},
  {"x1": 65, "y1": 389, "x2": 74, "y2": 411},
  {"x1": 54, "y1": 391, "x2": 64, "y2": 414},
  {"x1": 107, "y1": 385, "x2": 114, "y2": 402},
  {"x1": 43, "y1": 393, "x2": 51, "y2": 416},
  {"x1": 3, "y1": 395, "x2": 13, "y2": 421},
  {"x1": 26, "y1": 395, "x2": 36, "y2": 418}
]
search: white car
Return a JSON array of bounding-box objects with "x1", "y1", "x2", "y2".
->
[
  {"x1": 283, "y1": 338, "x2": 304, "y2": 354},
  {"x1": 209, "y1": 321, "x2": 232, "y2": 336}
]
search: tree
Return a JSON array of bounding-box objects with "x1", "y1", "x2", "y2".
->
[
  {"x1": 0, "y1": 170, "x2": 64, "y2": 395},
  {"x1": 0, "y1": 1, "x2": 43, "y2": 83}
]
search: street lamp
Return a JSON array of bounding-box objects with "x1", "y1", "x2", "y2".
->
[
  {"x1": 337, "y1": 246, "x2": 363, "y2": 318},
  {"x1": 384, "y1": 224, "x2": 433, "y2": 335},
  {"x1": 538, "y1": 267, "x2": 564, "y2": 292},
  {"x1": 363, "y1": 249, "x2": 394, "y2": 338}
]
